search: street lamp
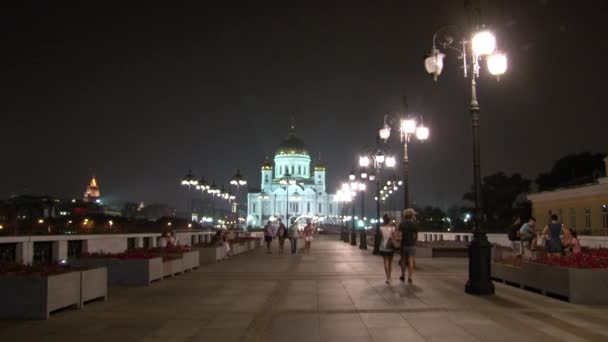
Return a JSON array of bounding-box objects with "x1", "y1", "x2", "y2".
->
[
  {"x1": 360, "y1": 145, "x2": 396, "y2": 254},
  {"x1": 424, "y1": 20, "x2": 507, "y2": 295},
  {"x1": 230, "y1": 169, "x2": 247, "y2": 229},
  {"x1": 258, "y1": 191, "x2": 269, "y2": 226},
  {"x1": 180, "y1": 169, "x2": 199, "y2": 221},
  {"x1": 379, "y1": 115, "x2": 429, "y2": 213},
  {"x1": 279, "y1": 172, "x2": 297, "y2": 223}
]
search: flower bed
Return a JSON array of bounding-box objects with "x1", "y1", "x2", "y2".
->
[
  {"x1": 0, "y1": 263, "x2": 83, "y2": 319},
  {"x1": 192, "y1": 245, "x2": 226, "y2": 264},
  {"x1": 70, "y1": 252, "x2": 162, "y2": 287},
  {"x1": 491, "y1": 249, "x2": 608, "y2": 304}
]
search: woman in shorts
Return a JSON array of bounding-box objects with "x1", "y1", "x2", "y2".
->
[
  {"x1": 378, "y1": 214, "x2": 396, "y2": 284},
  {"x1": 303, "y1": 219, "x2": 315, "y2": 255}
]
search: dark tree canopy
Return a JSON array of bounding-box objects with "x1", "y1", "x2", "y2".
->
[
  {"x1": 464, "y1": 172, "x2": 531, "y2": 232},
  {"x1": 536, "y1": 152, "x2": 606, "y2": 192}
]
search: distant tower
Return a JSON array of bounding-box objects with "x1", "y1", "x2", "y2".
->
[
  {"x1": 84, "y1": 176, "x2": 101, "y2": 202},
  {"x1": 261, "y1": 155, "x2": 273, "y2": 190},
  {"x1": 314, "y1": 153, "x2": 326, "y2": 191}
]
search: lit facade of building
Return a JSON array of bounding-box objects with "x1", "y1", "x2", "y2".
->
[
  {"x1": 247, "y1": 124, "x2": 342, "y2": 227},
  {"x1": 528, "y1": 157, "x2": 608, "y2": 234},
  {"x1": 83, "y1": 176, "x2": 100, "y2": 203}
]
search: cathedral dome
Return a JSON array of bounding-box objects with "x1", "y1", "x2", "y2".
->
[{"x1": 275, "y1": 125, "x2": 309, "y2": 156}]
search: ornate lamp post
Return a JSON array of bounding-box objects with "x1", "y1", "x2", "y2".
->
[
  {"x1": 258, "y1": 191, "x2": 270, "y2": 225},
  {"x1": 379, "y1": 115, "x2": 429, "y2": 211},
  {"x1": 348, "y1": 170, "x2": 359, "y2": 246},
  {"x1": 279, "y1": 171, "x2": 296, "y2": 223},
  {"x1": 424, "y1": 19, "x2": 507, "y2": 295},
  {"x1": 230, "y1": 169, "x2": 247, "y2": 228},
  {"x1": 360, "y1": 146, "x2": 396, "y2": 254},
  {"x1": 180, "y1": 169, "x2": 199, "y2": 221}
]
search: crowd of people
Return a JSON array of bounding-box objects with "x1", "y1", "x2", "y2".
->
[
  {"x1": 508, "y1": 214, "x2": 582, "y2": 260},
  {"x1": 263, "y1": 217, "x2": 317, "y2": 255},
  {"x1": 378, "y1": 208, "x2": 419, "y2": 285}
]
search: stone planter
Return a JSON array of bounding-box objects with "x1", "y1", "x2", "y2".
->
[
  {"x1": 491, "y1": 261, "x2": 608, "y2": 304},
  {"x1": 0, "y1": 271, "x2": 81, "y2": 319},
  {"x1": 194, "y1": 246, "x2": 226, "y2": 264},
  {"x1": 70, "y1": 257, "x2": 163, "y2": 287},
  {"x1": 183, "y1": 250, "x2": 199, "y2": 270},
  {"x1": 522, "y1": 262, "x2": 569, "y2": 296},
  {"x1": 491, "y1": 262, "x2": 523, "y2": 286},
  {"x1": 80, "y1": 267, "x2": 107, "y2": 305},
  {"x1": 162, "y1": 257, "x2": 184, "y2": 278},
  {"x1": 416, "y1": 246, "x2": 467, "y2": 258}
]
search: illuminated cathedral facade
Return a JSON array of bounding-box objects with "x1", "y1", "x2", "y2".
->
[
  {"x1": 246, "y1": 124, "x2": 342, "y2": 227},
  {"x1": 83, "y1": 176, "x2": 100, "y2": 203}
]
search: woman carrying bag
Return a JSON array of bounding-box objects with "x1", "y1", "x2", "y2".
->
[{"x1": 379, "y1": 214, "x2": 400, "y2": 284}]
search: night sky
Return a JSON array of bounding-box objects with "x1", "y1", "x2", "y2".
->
[{"x1": 2, "y1": 1, "x2": 607, "y2": 213}]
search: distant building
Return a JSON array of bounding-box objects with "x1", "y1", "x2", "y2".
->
[
  {"x1": 83, "y1": 176, "x2": 100, "y2": 203},
  {"x1": 247, "y1": 122, "x2": 342, "y2": 227},
  {"x1": 528, "y1": 157, "x2": 608, "y2": 234}
]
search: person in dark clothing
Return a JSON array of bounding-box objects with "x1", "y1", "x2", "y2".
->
[
  {"x1": 399, "y1": 208, "x2": 418, "y2": 284},
  {"x1": 543, "y1": 214, "x2": 564, "y2": 257}
]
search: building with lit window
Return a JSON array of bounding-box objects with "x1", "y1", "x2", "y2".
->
[
  {"x1": 246, "y1": 123, "x2": 342, "y2": 227},
  {"x1": 528, "y1": 157, "x2": 608, "y2": 234}
]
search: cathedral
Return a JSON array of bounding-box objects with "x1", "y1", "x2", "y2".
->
[
  {"x1": 247, "y1": 123, "x2": 342, "y2": 227},
  {"x1": 83, "y1": 176, "x2": 100, "y2": 203}
]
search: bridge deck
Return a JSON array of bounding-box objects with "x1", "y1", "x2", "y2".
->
[{"x1": 1, "y1": 236, "x2": 607, "y2": 341}]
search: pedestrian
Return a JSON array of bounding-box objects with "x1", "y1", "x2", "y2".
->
[
  {"x1": 562, "y1": 227, "x2": 582, "y2": 256},
  {"x1": 507, "y1": 216, "x2": 522, "y2": 262},
  {"x1": 399, "y1": 208, "x2": 418, "y2": 284},
  {"x1": 263, "y1": 220, "x2": 274, "y2": 254},
  {"x1": 275, "y1": 219, "x2": 288, "y2": 254},
  {"x1": 519, "y1": 217, "x2": 537, "y2": 254},
  {"x1": 542, "y1": 214, "x2": 564, "y2": 257},
  {"x1": 379, "y1": 214, "x2": 397, "y2": 284},
  {"x1": 289, "y1": 217, "x2": 299, "y2": 255},
  {"x1": 303, "y1": 219, "x2": 315, "y2": 255}
]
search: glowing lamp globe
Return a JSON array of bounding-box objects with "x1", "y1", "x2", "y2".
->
[
  {"x1": 416, "y1": 125, "x2": 430, "y2": 140},
  {"x1": 472, "y1": 31, "x2": 496, "y2": 56},
  {"x1": 424, "y1": 49, "x2": 446, "y2": 80},
  {"x1": 359, "y1": 156, "x2": 370, "y2": 167},
  {"x1": 385, "y1": 156, "x2": 396, "y2": 168},
  {"x1": 487, "y1": 52, "x2": 507, "y2": 76},
  {"x1": 379, "y1": 125, "x2": 391, "y2": 140},
  {"x1": 401, "y1": 119, "x2": 417, "y2": 134}
]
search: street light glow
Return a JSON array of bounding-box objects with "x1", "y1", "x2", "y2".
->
[
  {"x1": 416, "y1": 125, "x2": 430, "y2": 140},
  {"x1": 385, "y1": 156, "x2": 396, "y2": 167},
  {"x1": 472, "y1": 31, "x2": 496, "y2": 56},
  {"x1": 359, "y1": 156, "x2": 370, "y2": 167},
  {"x1": 487, "y1": 52, "x2": 507, "y2": 75},
  {"x1": 401, "y1": 119, "x2": 417, "y2": 134},
  {"x1": 379, "y1": 126, "x2": 391, "y2": 140}
]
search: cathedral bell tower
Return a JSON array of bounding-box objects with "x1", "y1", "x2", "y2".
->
[{"x1": 261, "y1": 155, "x2": 273, "y2": 191}]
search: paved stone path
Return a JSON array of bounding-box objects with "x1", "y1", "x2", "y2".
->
[{"x1": 2, "y1": 236, "x2": 608, "y2": 341}]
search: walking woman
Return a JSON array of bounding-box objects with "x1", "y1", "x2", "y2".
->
[
  {"x1": 263, "y1": 220, "x2": 274, "y2": 254},
  {"x1": 379, "y1": 214, "x2": 397, "y2": 284},
  {"x1": 289, "y1": 217, "x2": 299, "y2": 255},
  {"x1": 275, "y1": 219, "x2": 288, "y2": 254},
  {"x1": 399, "y1": 208, "x2": 418, "y2": 283},
  {"x1": 303, "y1": 219, "x2": 315, "y2": 255}
]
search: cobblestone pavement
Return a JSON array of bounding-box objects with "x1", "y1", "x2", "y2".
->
[{"x1": 1, "y1": 236, "x2": 608, "y2": 341}]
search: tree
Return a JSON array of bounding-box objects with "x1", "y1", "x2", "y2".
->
[
  {"x1": 415, "y1": 206, "x2": 449, "y2": 231},
  {"x1": 463, "y1": 172, "x2": 531, "y2": 232},
  {"x1": 536, "y1": 152, "x2": 606, "y2": 191}
]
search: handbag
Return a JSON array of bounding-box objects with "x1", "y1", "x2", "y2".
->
[{"x1": 391, "y1": 229, "x2": 402, "y2": 249}]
